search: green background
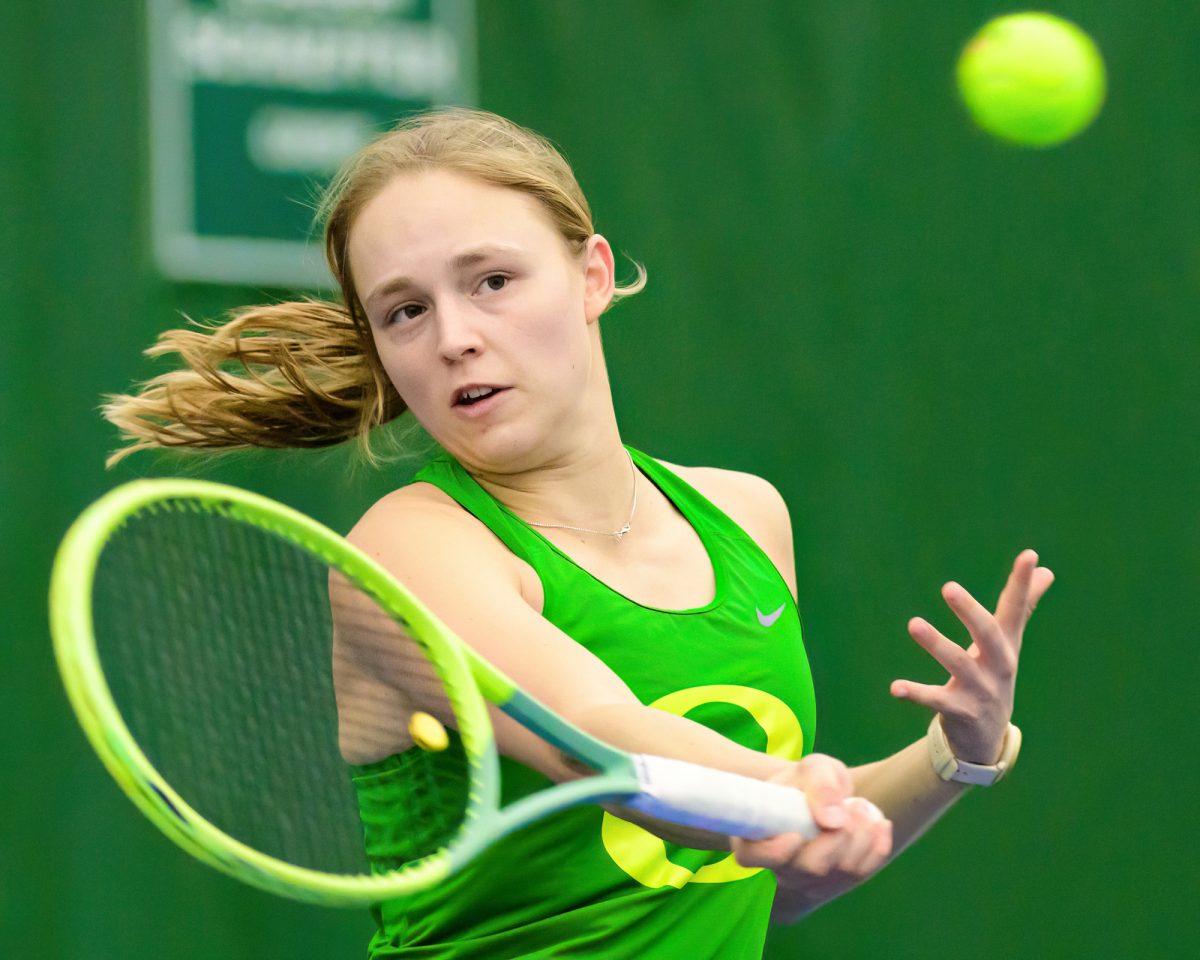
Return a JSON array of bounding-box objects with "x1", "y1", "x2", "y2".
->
[{"x1": 4, "y1": 1, "x2": 1195, "y2": 957}]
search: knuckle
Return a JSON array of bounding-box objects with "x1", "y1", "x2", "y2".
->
[
  {"x1": 800, "y1": 752, "x2": 848, "y2": 776},
  {"x1": 732, "y1": 846, "x2": 765, "y2": 869},
  {"x1": 808, "y1": 859, "x2": 833, "y2": 878},
  {"x1": 796, "y1": 754, "x2": 852, "y2": 797},
  {"x1": 800, "y1": 847, "x2": 832, "y2": 877}
]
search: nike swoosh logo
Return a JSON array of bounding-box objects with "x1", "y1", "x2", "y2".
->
[{"x1": 756, "y1": 604, "x2": 786, "y2": 627}]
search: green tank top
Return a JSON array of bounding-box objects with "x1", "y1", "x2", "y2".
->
[{"x1": 354, "y1": 443, "x2": 818, "y2": 959}]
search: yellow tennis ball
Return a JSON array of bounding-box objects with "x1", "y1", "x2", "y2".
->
[
  {"x1": 957, "y1": 12, "x2": 1106, "y2": 147},
  {"x1": 408, "y1": 711, "x2": 449, "y2": 752}
]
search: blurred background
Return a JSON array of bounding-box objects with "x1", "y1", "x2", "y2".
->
[{"x1": 3, "y1": 1, "x2": 1197, "y2": 957}]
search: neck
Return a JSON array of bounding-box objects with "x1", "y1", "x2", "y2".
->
[{"x1": 470, "y1": 436, "x2": 637, "y2": 535}]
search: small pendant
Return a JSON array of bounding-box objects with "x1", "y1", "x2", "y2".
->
[{"x1": 613, "y1": 523, "x2": 631, "y2": 541}]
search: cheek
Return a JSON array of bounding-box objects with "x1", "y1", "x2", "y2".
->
[
  {"x1": 521, "y1": 301, "x2": 588, "y2": 374},
  {"x1": 520, "y1": 332, "x2": 584, "y2": 402},
  {"x1": 370, "y1": 337, "x2": 427, "y2": 409}
]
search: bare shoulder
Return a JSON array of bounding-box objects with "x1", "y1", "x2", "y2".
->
[
  {"x1": 345, "y1": 480, "x2": 535, "y2": 598},
  {"x1": 348, "y1": 481, "x2": 470, "y2": 545},
  {"x1": 656, "y1": 459, "x2": 797, "y2": 602}
]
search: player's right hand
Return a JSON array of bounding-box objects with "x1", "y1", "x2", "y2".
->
[{"x1": 730, "y1": 753, "x2": 892, "y2": 892}]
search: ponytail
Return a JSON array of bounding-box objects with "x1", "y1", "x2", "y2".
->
[{"x1": 102, "y1": 297, "x2": 404, "y2": 468}]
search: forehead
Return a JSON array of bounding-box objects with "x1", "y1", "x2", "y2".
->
[{"x1": 348, "y1": 168, "x2": 563, "y2": 292}]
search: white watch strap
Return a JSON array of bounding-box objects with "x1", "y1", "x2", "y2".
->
[{"x1": 927, "y1": 714, "x2": 1022, "y2": 786}]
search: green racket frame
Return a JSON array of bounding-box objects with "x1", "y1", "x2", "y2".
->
[{"x1": 50, "y1": 479, "x2": 642, "y2": 907}]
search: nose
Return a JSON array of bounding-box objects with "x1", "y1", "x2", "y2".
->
[{"x1": 435, "y1": 298, "x2": 485, "y2": 363}]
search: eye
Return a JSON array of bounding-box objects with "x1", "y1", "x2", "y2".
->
[
  {"x1": 385, "y1": 303, "x2": 424, "y2": 326},
  {"x1": 384, "y1": 274, "x2": 511, "y2": 327}
]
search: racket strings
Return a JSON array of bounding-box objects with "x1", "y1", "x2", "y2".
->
[
  {"x1": 352, "y1": 736, "x2": 472, "y2": 872},
  {"x1": 327, "y1": 573, "x2": 474, "y2": 869},
  {"x1": 93, "y1": 501, "x2": 473, "y2": 877}
]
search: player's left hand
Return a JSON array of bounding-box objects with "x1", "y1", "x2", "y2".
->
[{"x1": 891, "y1": 549, "x2": 1055, "y2": 763}]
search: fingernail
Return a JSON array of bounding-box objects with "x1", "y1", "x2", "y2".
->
[{"x1": 824, "y1": 806, "x2": 846, "y2": 828}]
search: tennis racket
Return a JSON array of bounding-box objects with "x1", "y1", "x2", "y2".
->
[{"x1": 49, "y1": 478, "x2": 817, "y2": 907}]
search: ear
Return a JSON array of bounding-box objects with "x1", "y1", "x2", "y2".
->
[{"x1": 581, "y1": 234, "x2": 616, "y2": 325}]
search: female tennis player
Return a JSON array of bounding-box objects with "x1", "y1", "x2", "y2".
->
[{"x1": 104, "y1": 107, "x2": 1054, "y2": 958}]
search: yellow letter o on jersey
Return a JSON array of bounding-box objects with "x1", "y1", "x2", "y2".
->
[{"x1": 600, "y1": 684, "x2": 805, "y2": 889}]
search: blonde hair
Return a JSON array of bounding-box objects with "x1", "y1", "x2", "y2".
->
[{"x1": 103, "y1": 107, "x2": 647, "y2": 468}]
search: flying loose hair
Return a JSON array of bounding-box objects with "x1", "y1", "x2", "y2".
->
[{"x1": 103, "y1": 107, "x2": 647, "y2": 468}]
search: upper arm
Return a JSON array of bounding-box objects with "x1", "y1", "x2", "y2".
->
[{"x1": 334, "y1": 489, "x2": 640, "y2": 779}]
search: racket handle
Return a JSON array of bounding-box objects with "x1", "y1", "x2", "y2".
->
[{"x1": 627, "y1": 754, "x2": 820, "y2": 841}]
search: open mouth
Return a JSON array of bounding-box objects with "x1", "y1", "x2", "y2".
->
[{"x1": 456, "y1": 387, "x2": 509, "y2": 407}]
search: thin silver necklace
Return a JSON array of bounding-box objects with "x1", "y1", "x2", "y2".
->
[{"x1": 524, "y1": 448, "x2": 638, "y2": 542}]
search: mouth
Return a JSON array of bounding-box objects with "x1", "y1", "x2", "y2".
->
[
  {"x1": 452, "y1": 385, "x2": 511, "y2": 407},
  {"x1": 451, "y1": 386, "x2": 506, "y2": 415}
]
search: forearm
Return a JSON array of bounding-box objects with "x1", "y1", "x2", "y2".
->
[
  {"x1": 574, "y1": 702, "x2": 791, "y2": 779},
  {"x1": 850, "y1": 734, "x2": 972, "y2": 863}
]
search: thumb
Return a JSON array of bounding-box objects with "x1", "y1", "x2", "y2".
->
[
  {"x1": 814, "y1": 797, "x2": 847, "y2": 830},
  {"x1": 806, "y1": 779, "x2": 848, "y2": 830},
  {"x1": 793, "y1": 753, "x2": 853, "y2": 830}
]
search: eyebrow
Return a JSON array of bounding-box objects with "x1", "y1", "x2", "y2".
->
[{"x1": 363, "y1": 244, "x2": 528, "y2": 311}]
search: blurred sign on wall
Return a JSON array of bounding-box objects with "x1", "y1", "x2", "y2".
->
[{"x1": 147, "y1": 0, "x2": 476, "y2": 288}]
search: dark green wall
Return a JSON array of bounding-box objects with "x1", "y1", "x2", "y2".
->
[{"x1": 5, "y1": 2, "x2": 1195, "y2": 957}]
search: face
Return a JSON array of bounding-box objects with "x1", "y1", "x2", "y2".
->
[{"x1": 348, "y1": 168, "x2": 614, "y2": 470}]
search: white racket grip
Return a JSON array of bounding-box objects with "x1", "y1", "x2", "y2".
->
[{"x1": 626, "y1": 754, "x2": 819, "y2": 841}]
